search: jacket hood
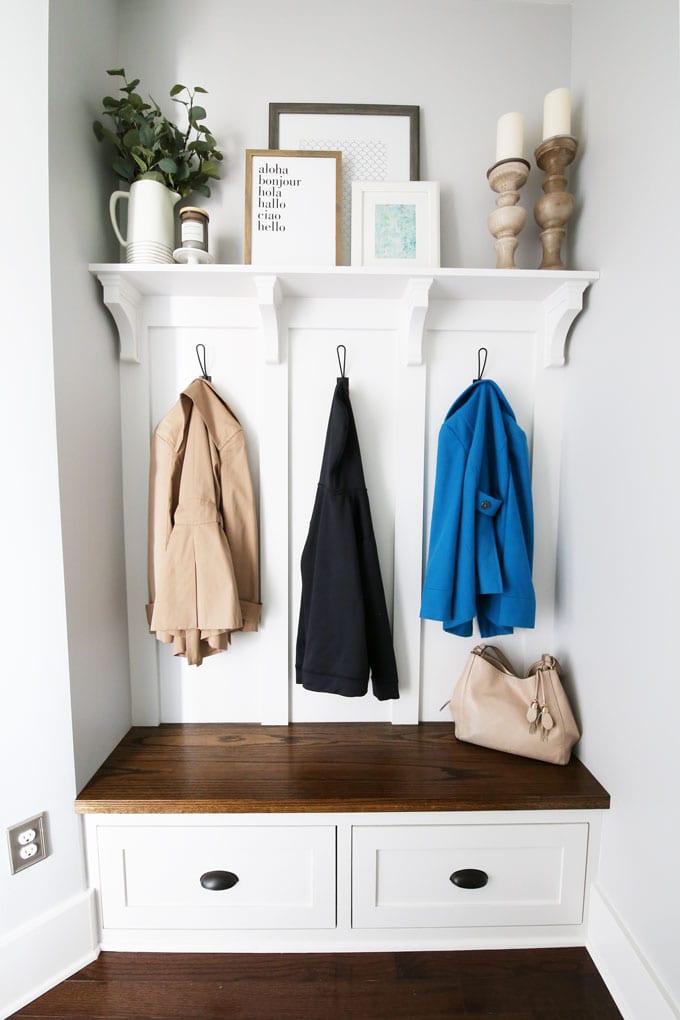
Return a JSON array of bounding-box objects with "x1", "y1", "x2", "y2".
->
[
  {"x1": 319, "y1": 377, "x2": 366, "y2": 490},
  {"x1": 445, "y1": 378, "x2": 517, "y2": 423}
]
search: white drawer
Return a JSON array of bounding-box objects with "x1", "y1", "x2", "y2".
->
[
  {"x1": 97, "y1": 824, "x2": 336, "y2": 930},
  {"x1": 352, "y1": 823, "x2": 588, "y2": 928}
]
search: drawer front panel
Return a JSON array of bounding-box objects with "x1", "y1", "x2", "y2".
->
[
  {"x1": 352, "y1": 823, "x2": 588, "y2": 928},
  {"x1": 98, "y1": 825, "x2": 336, "y2": 930}
]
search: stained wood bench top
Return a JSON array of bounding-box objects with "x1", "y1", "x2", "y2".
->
[{"x1": 75, "y1": 723, "x2": 609, "y2": 814}]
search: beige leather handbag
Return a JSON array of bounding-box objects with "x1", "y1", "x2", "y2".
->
[{"x1": 450, "y1": 644, "x2": 581, "y2": 765}]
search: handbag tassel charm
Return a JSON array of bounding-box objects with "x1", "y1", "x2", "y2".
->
[
  {"x1": 527, "y1": 670, "x2": 553, "y2": 739},
  {"x1": 540, "y1": 707, "x2": 554, "y2": 741}
]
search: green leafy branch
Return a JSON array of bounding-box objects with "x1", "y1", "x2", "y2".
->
[{"x1": 93, "y1": 69, "x2": 223, "y2": 198}]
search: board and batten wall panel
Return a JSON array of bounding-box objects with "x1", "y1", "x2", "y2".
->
[{"x1": 138, "y1": 304, "x2": 552, "y2": 725}]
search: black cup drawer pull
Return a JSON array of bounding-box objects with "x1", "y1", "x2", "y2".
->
[
  {"x1": 200, "y1": 870, "x2": 239, "y2": 891},
  {"x1": 450, "y1": 868, "x2": 488, "y2": 889}
]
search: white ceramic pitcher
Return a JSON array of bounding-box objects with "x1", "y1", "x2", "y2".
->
[{"x1": 109, "y1": 179, "x2": 180, "y2": 264}]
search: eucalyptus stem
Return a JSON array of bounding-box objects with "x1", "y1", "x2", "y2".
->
[{"x1": 93, "y1": 70, "x2": 223, "y2": 198}]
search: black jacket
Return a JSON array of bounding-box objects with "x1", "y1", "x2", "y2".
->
[{"x1": 295, "y1": 377, "x2": 399, "y2": 700}]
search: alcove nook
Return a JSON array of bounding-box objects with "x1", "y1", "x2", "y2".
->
[
  {"x1": 74, "y1": 262, "x2": 609, "y2": 953},
  {"x1": 5, "y1": 1, "x2": 679, "y2": 1015}
]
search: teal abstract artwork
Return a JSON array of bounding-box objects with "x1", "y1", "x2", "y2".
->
[{"x1": 374, "y1": 204, "x2": 417, "y2": 259}]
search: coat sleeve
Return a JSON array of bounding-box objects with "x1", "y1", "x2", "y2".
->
[
  {"x1": 354, "y1": 495, "x2": 399, "y2": 701},
  {"x1": 218, "y1": 429, "x2": 261, "y2": 630},
  {"x1": 420, "y1": 425, "x2": 474, "y2": 631},
  {"x1": 482, "y1": 429, "x2": 535, "y2": 631}
]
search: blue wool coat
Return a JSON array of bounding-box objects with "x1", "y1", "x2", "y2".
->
[{"x1": 420, "y1": 379, "x2": 535, "y2": 637}]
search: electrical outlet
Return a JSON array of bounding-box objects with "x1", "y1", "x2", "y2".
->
[{"x1": 7, "y1": 814, "x2": 48, "y2": 874}]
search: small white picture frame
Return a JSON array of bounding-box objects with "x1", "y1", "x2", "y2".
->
[{"x1": 351, "y1": 181, "x2": 440, "y2": 268}]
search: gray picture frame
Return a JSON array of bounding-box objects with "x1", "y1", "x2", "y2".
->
[
  {"x1": 269, "y1": 104, "x2": 420, "y2": 264},
  {"x1": 268, "y1": 103, "x2": 420, "y2": 179}
]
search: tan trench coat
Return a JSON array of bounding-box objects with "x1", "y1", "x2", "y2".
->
[{"x1": 147, "y1": 378, "x2": 261, "y2": 665}]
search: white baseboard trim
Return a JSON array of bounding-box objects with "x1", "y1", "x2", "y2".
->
[
  {"x1": 0, "y1": 888, "x2": 99, "y2": 1020},
  {"x1": 587, "y1": 884, "x2": 679, "y2": 1020}
]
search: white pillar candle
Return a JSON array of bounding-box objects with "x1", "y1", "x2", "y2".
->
[
  {"x1": 542, "y1": 87, "x2": 571, "y2": 139},
  {"x1": 495, "y1": 112, "x2": 524, "y2": 162}
]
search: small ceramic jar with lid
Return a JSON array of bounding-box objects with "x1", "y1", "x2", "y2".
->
[{"x1": 179, "y1": 206, "x2": 209, "y2": 252}]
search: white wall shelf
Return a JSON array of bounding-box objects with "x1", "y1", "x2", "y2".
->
[
  {"x1": 91, "y1": 263, "x2": 597, "y2": 299},
  {"x1": 90, "y1": 262, "x2": 597, "y2": 729},
  {"x1": 91, "y1": 264, "x2": 597, "y2": 367}
]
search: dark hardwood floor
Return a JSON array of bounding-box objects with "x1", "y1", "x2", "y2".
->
[{"x1": 12, "y1": 948, "x2": 622, "y2": 1019}]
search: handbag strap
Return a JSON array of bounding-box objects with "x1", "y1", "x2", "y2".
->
[
  {"x1": 472, "y1": 643, "x2": 517, "y2": 675},
  {"x1": 528, "y1": 653, "x2": 562, "y2": 675}
]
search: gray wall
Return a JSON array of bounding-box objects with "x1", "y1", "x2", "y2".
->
[
  {"x1": 0, "y1": 0, "x2": 85, "y2": 945},
  {"x1": 1, "y1": 3, "x2": 127, "y2": 1005},
  {"x1": 117, "y1": 0, "x2": 572, "y2": 268},
  {"x1": 49, "y1": 0, "x2": 131, "y2": 792},
  {"x1": 562, "y1": 0, "x2": 680, "y2": 1006}
]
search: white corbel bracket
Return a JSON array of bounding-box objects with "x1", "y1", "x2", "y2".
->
[
  {"x1": 542, "y1": 280, "x2": 590, "y2": 368},
  {"x1": 255, "y1": 274, "x2": 283, "y2": 364},
  {"x1": 97, "y1": 273, "x2": 143, "y2": 363},
  {"x1": 401, "y1": 277, "x2": 433, "y2": 366}
]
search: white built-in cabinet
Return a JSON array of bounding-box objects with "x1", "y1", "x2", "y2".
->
[
  {"x1": 83, "y1": 808, "x2": 601, "y2": 952},
  {"x1": 92, "y1": 264, "x2": 597, "y2": 728}
]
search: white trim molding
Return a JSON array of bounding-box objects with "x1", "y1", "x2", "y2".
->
[
  {"x1": 0, "y1": 889, "x2": 99, "y2": 1020},
  {"x1": 587, "y1": 885, "x2": 680, "y2": 1020},
  {"x1": 97, "y1": 272, "x2": 144, "y2": 363},
  {"x1": 541, "y1": 279, "x2": 589, "y2": 367}
]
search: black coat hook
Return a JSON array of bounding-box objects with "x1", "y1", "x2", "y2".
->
[
  {"x1": 474, "y1": 347, "x2": 488, "y2": 382},
  {"x1": 336, "y1": 344, "x2": 347, "y2": 378},
  {"x1": 196, "y1": 343, "x2": 211, "y2": 382}
]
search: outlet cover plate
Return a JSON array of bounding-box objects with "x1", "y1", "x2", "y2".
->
[{"x1": 7, "y1": 813, "x2": 48, "y2": 874}]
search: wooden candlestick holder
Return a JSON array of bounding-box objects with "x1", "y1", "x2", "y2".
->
[
  {"x1": 534, "y1": 135, "x2": 578, "y2": 270},
  {"x1": 486, "y1": 158, "x2": 531, "y2": 269}
]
